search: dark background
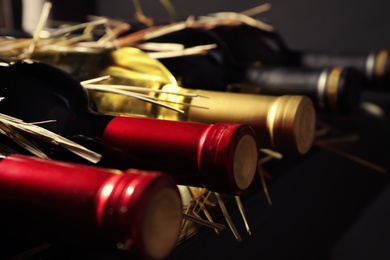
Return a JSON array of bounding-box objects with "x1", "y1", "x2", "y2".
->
[
  {"x1": 95, "y1": 0, "x2": 390, "y2": 51},
  {"x1": 6, "y1": 0, "x2": 390, "y2": 51}
]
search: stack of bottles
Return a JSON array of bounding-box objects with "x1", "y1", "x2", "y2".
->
[{"x1": 0, "y1": 5, "x2": 388, "y2": 259}]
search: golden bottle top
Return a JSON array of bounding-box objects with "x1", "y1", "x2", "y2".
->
[
  {"x1": 92, "y1": 81, "x2": 315, "y2": 155},
  {"x1": 31, "y1": 46, "x2": 315, "y2": 154},
  {"x1": 157, "y1": 84, "x2": 315, "y2": 154}
]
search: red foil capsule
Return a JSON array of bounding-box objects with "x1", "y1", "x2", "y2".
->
[
  {"x1": 0, "y1": 154, "x2": 182, "y2": 260},
  {"x1": 101, "y1": 116, "x2": 259, "y2": 195}
]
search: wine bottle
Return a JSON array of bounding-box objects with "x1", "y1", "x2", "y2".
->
[
  {"x1": 133, "y1": 26, "x2": 362, "y2": 114},
  {"x1": 31, "y1": 46, "x2": 316, "y2": 155},
  {"x1": 0, "y1": 59, "x2": 259, "y2": 195},
  {"x1": 286, "y1": 50, "x2": 390, "y2": 91},
  {"x1": 0, "y1": 153, "x2": 182, "y2": 260},
  {"x1": 152, "y1": 85, "x2": 315, "y2": 156},
  {"x1": 242, "y1": 65, "x2": 362, "y2": 114},
  {"x1": 200, "y1": 23, "x2": 388, "y2": 91}
]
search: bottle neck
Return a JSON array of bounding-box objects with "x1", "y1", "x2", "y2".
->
[
  {"x1": 243, "y1": 65, "x2": 362, "y2": 114},
  {"x1": 68, "y1": 110, "x2": 115, "y2": 144},
  {"x1": 288, "y1": 49, "x2": 390, "y2": 90}
]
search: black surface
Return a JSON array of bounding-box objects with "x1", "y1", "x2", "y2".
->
[
  {"x1": 170, "y1": 144, "x2": 389, "y2": 260},
  {"x1": 331, "y1": 180, "x2": 390, "y2": 260}
]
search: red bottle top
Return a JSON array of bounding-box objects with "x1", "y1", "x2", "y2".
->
[
  {"x1": 101, "y1": 116, "x2": 259, "y2": 195},
  {"x1": 0, "y1": 154, "x2": 182, "y2": 260}
]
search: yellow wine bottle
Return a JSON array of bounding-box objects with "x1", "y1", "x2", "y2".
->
[{"x1": 32, "y1": 46, "x2": 315, "y2": 155}]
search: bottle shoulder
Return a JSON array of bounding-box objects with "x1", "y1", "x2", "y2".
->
[{"x1": 0, "y1": 60, "x2": 96, "y2": 132}]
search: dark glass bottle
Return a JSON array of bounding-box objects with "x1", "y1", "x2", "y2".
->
[
  {"x1": 142, "y1": 27, "x2": 238, "y2": 91},
  {"x1": 138, "y1": 26, "x2": 362, "y2": 114},
  {"x1": 0, "y1": 153, "x2": 182, "y2": 260},
  {"x1": 0, "y1": 59, "x2": 259, "y2": 194},
  {"x1": 206, "y1": 23, "x2": 286, "y2": 67},
  {"x1": 207, "y1": 23, "x2": 389, "y2": 91},
  {"x1": 286, "y1": 50, "x2": 390, "y2": 91},
  {"x1": 242, "y1": 65, "x2": 362, "y2": 114}
]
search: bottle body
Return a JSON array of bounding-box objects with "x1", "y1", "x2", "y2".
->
[
  {"x1": 0, "y1": 154, "x2": 182, "y2": 260},
  {"x1": 138, "y1": 27, "x2": 239, "y2": 91},
  {"x1": 206, "y1": 23, "x2": 286, "y2": 66}
]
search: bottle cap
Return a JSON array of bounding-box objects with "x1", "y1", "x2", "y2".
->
[
  {"x1": 98, "y1": 171, "x2": 182, "y2": 260},
  {"x1": 325, "y1": 67, "x2": 362, "y2": 114},
  {"x1": 372, "y1": 49, "x2": 390, "y2": 90},
  {"x1": 101, "y1": 116, "x2": 258, "y2": 195},
  {"x1": 269, "y1": 96, "x2": 316, "y2": 155},
  {"x1": 198, "y1": 123, "x2": 259, "y2": 194}
]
